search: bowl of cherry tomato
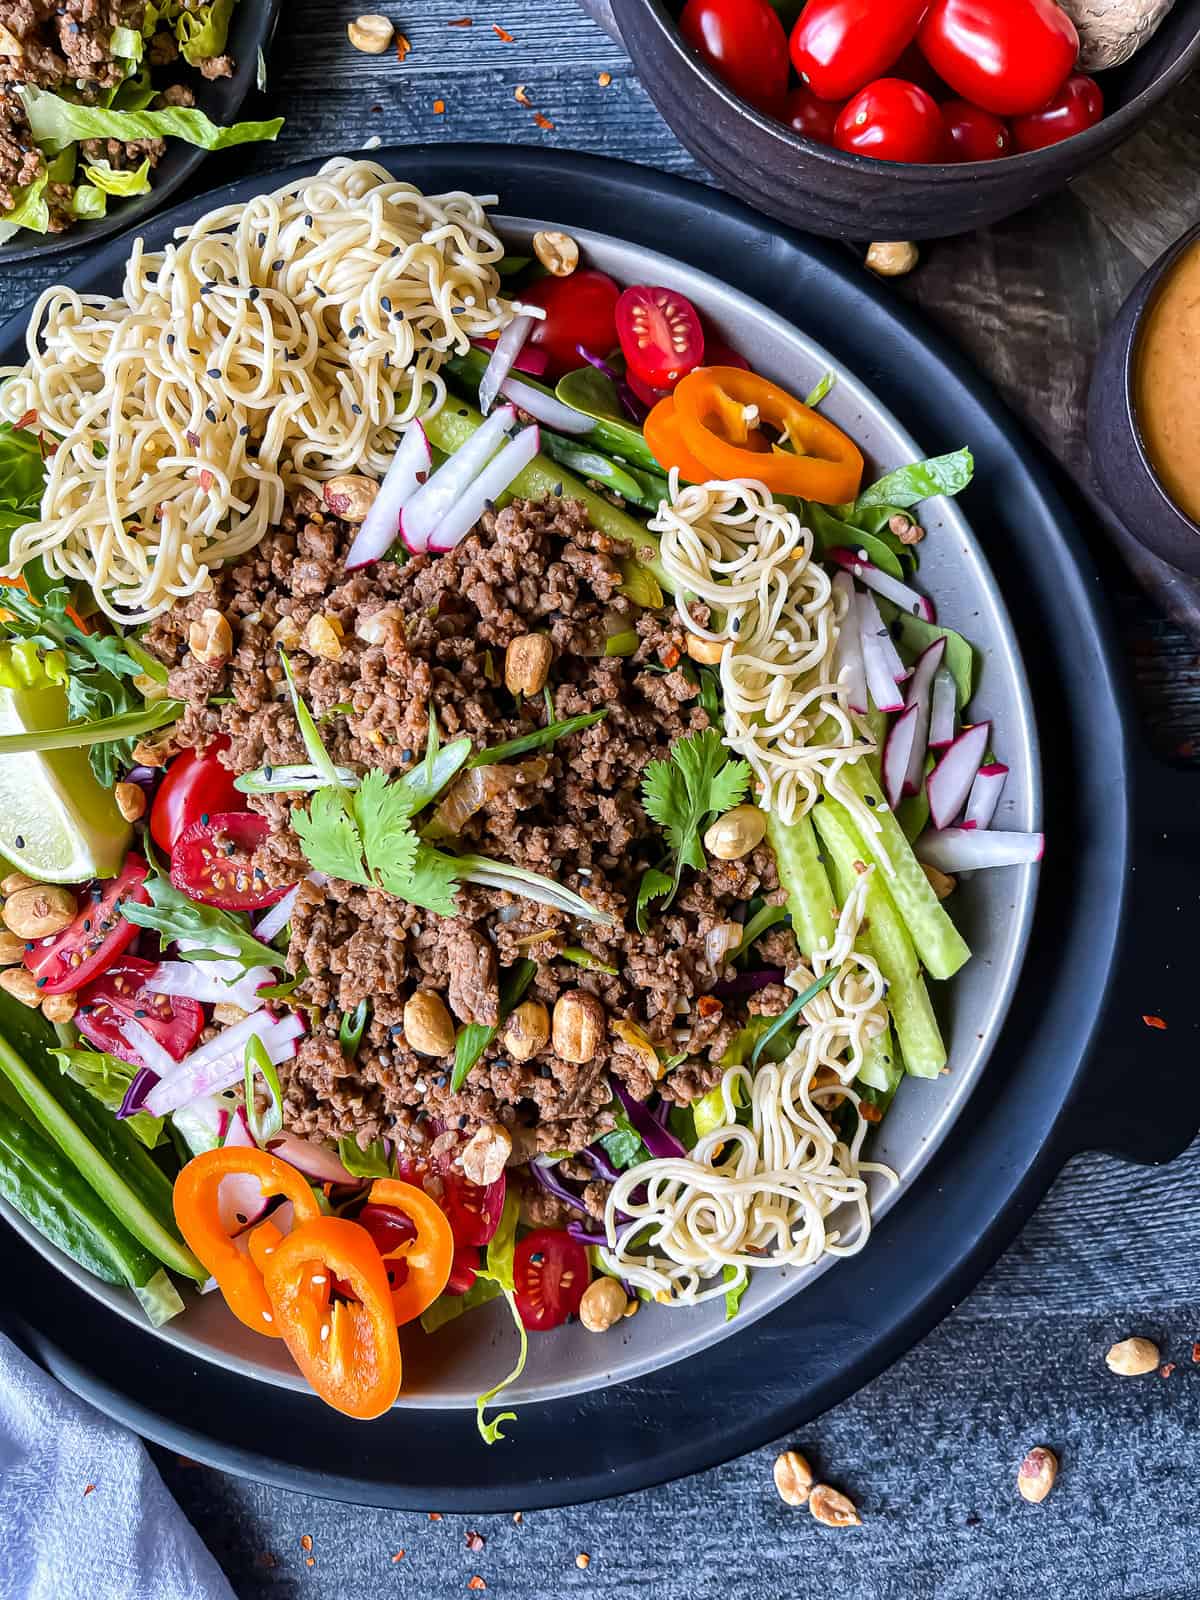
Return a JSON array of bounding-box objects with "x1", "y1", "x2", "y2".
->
[{"x1": 608, "y1": 0, "x2": 1200, "y2": 240}]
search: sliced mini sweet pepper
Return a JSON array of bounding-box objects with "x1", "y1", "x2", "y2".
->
[
  {"x1": 644, "y1": 395, "x2": 717, "y2": 485},
  {"x1": 359, "y1": 1177, "x2": 455, "y2": 1326}
]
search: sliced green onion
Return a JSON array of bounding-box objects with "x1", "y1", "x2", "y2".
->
[
  {"x1": 604, "y1": 629, "x2": 639, "y2": 657},
  {"x1": 455, "y1": 854, "x2": 614, "y2": 926},
  {"x1": 452, "y1": 959, "x2": 537, "y2": 1093},
  {"x1": 278, "y1": 650, "x2": 344, "y2": 792},
  {"x1": 749, "y1": 969, "x2": 838, "y2": 1069},
  {"x1": 243, "y1": 1033, "x2": 283, "y2": 1143},
  {"x1": 339, "y1": 998, "x2": 370, "y2": 1059},
  {"x1": 560, "y1": 945, "x2": 618, "y2": 976},
  {"x1": 805, "y1": 371, "x2": 836, "y2": 409},
  {"x1": 235, "y1": 761, "x2": 359, "y2": 795},
  {"x1": 468, "y1": 710, "x2": 607, "y2": 768},
  {"x1": 735, "y1": 903, "x2": 789, "y2": 955}
]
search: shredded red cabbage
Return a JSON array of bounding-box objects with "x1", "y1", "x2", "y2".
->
[
  {"x1": 529, "y1": 1158, "x2": 591, "y2": 1216},
  {"x1": 612, "y1": 1077, "x2": 688, "y2": 1160},
  {"x1": 116, "y1": 1065, "x2": 158, "y2": 1119},
  {"x1": 712, "y1": 967, "x2": 787, "y2": 999},
  {"x1": 581, "y1": 1143, "x2": 621, "y2": 1184},
  {"x1": 574, "y1": 343, "x2": 648, "y2": 424}
]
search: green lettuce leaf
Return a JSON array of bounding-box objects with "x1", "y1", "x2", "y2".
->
[
  {"x1": 50, "y1": 1047, "x2": 164, "y2": 1148},
  {"x1": 0, "y1": 173, "x2": 50, "y2": 240},
  {"x1": 83, "y1": 158, "x2": 152, "y2": 198},
  {"x1": 174, "y1": 0, "x2": 235, "y2": 66},
  {"x1": 72, "y1": 186, "x2": 107, "y2": 221},
  {"x1": 852, "y1": 449, "x2": 974, "y2": 512},
  {"x1": 20, "y1": 84, "x2": 283, "y2": 154}
]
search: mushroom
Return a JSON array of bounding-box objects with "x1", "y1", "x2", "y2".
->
[{"x1": 1056, "y1": 0, "x2": 1177, "y2": 71}]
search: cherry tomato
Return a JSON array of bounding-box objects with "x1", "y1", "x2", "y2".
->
[
  {"x1": 615, "y1": 286, "x2": 706, "y2": 390},
  {"x1": 513, "y1": 1228, "x2": 590, "y2": 1331},
  {"x1": 394, "y1": 1133, "x2": 506, "y2": 1249},
  {"x1": 169, "y1": 812, "x2": 289, "y2": 911},
  {"x1": 782, "y1": 84, "x2": 844, "y2": 147},
  {"x1": 834, "y1": 79, "x2": 948, "y2": 164},
  {"x1": 701, "y1": 337, "x2": 751, "y2": 371},
  {"x1": 626, "y1": 368, "x2": 672, "y2": 410},
  {"x1": 1011, "y1": 72, "x2": 1103, "y2": 153},
  {"x1": 358, "y1": 1179, "x2": 454, "y2": 1326},
  {"x1": 891, "y1": 43, "x2": 950, "y2": 101},
  {"x1": 75, "y1": 955, "x2": 205, "y2": 1069},
  {"x1": 23, "y1": 854, "x2": 149, "y2": 995},
  {"x1": 150, "y1": 738, "x2": 245, "y2": 854},
  {"x1": 444, "y1": 1243, "x2": 482, "y2": 1295},
  {"x1": 520, "y1": 270, "x2": 620, "y2": 379},
  {"x1": 679, "y1": 0, "x2": 790, "y2": 114},
  {"x1": 918, "y1": 0, "x2": 1079, "y2": 118},
  {"x1": 789, "y1": 0, "x2": 928, "y2": 102},
  {"x1": 943, "y1": 99, "x2": 1012, "y2": 161}
]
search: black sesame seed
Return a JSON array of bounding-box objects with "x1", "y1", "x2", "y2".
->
[
  {"x1": 865, "y1": 794, "x2": 877, "y2": 807},
  {"x1": 272, "y1": 259, "x2": 284, "y2": 273},
  {"x1": 531, "y1": 1251, "x2": 544, "y2": 1265},
  {"x1": 82, "y1": 919, "x2": 91, "y2": 932},
  {"x1": 351, "y1": 404, "x2": 362, "y2": 415},
  {"x1": 257, "y1": 233, "x2": 266, "y2": 247},
  {"x1": 553, "y1": 482, "x2": 563, "y2": 495},
  {"x1": 732, "y1": 617, "x2": 741, "y2": 633},
  {"x1": 263, "y1": 764, "x2": 273, "y2": 779},
  {"x1": 207, "y1": 367, "x2": 221, "y2": 379},
  {"x1": 166, "y1": 334, "x2": 175, "y2": 347},
  {"x1": 388, "y1": 1023, "x2": 404, "y2": 1037},
  {"x1": 205, "y1": 408, "x2": 216, "y2": 424},
  {"x1": 304, "y1": 214, "x2": 313, "y2": 227},
  {"x1": 456, "y1": 1115, "x2": 468, "y2": 1129},
  {"x1": 200, "y1": 812, "x2": 210, "y2": 826},
  {"x1": 381, "y1": 297, "x2": 392, "y2": 312},
  {"x1": 134, "y1": 1008, "x2": 147, "y2": 1018},
  {"x1": 239, "y1": 425, "x2": 250, "y2": 437},
  {"x1": 13, "y1": 836, "x2": 23, "y2": 849},
  {"x1": 36, "y1": 977, "x2": 47, "y2": 989},
  {"x1": 399, "y1": 748, "x2": 414, "y2": 762}
]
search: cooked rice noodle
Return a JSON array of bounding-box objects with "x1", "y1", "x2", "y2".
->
[
  {"x1": 0, "y1": 158, "x2": 514, "y2": 621},
  {"x1": 650, "y1": 474, "x2": 882, "y2": 845},
  {"x1": 601, "y1": 871, "x2": 896, "y2": 1305}
]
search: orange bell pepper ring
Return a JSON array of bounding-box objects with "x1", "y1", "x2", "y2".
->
[
  {"x1": 172, "y1": 1147, "x2": 322, "y2": 1337},
  {"x1": 669, "y1": 366, "x2": 864, "y2": 504},
  {"x1": 644, "y1": 395, "x2": 717, "y2": 486},
  {"x1": 359, "y1": 1178, "x2": 455, "y2": 1327},
  {"x1": 262, "y1": 1216, "x2": 403, "y2": 1420}
]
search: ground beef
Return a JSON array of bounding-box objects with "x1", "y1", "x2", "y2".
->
[{"x1": 145, "y1": 494, "x2": 799, "y2": 1159}]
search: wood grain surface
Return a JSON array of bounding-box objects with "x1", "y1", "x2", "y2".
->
[{"x1": 4, "y1": 3, "x2": 1200, "y2": 1595}]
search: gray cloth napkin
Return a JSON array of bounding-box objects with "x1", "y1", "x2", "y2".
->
[{"x1": 0, "y1": 1333, "x2": 233, "y2": 1600}]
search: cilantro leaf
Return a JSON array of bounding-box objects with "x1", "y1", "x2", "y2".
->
[
  {"x1": 398, "y1": 842, "x2": 462, "y2": 916},
  {"x1": 635, "y1": 866, "x2": 673, "y2": 934},
  {"x1": 354, "y1": 768, "x2": 419, "y2": 889},
  {"x1": 291, "y1": 787, "x2": 371, "y2": 887},
  {"x1": 639, "y1": 729, "x2": 752, "y2": 911}
]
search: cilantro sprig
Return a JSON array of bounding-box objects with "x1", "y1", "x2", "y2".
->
[{"x1": 638, "y1": 728, "x2": 751, "y2": 925}]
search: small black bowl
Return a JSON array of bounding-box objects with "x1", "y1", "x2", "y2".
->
[
  {"x1": 0, "y1": 0, "x2": 281, "y2": 264},
  {"x1": 609, "y1": 0, "x2": 1200, "y2": 241},
  {"x1": 1088, "y1": 220, "x2": 1200, "y2": 579}
]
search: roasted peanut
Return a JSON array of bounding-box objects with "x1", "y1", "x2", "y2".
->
[
  {"x1": 808, "y1": 1485, "x2": 861, "y2": 1528},
  {"x1": 270, "y1": 614, "x2": 302, "y2": 651},
  {"x1": 685, "y1": 634, "x2": 726, "y2": 666},
  {"x1": 532, "y1": 230, "x2": 579, "y2": 277},
  {"x1": 502, "y1": 999, "x2": 550, "y2": 1061},
  {"x1": 704, "y1": 804, "x2": 766, "y2": 862},
  {"x1": 552, "y1": 991, "x2": 605, "y2": 1064},
  {"x1": 461, "y1": 1122, "x2": 512, "y2": 1186},
  {"x1": 323, "y1": 474, "x2": 380, "y2": 522},
  {"x1": 921, "y1": 862, "x2": 957, "y2": 900},
  {"x1": 0, "y1": 931, "x2": 26, "y2": 965},
  {"x1": 404, "y1": 989, "x2": 456, "y2": 1057},
  {"x1": 132, "y1": 671, "x2": 169, "y2": 702},
  {"x1": 1, "y1": 872, "x2": 35, "y2": 896},
  {"x1": 1106, "y1": 1336, "x2": 1160, "y2": 1376},
  {"x1": 114, "y1": 781, "x2": 147, "y2": 823},
  {"x1": 0, "y1": 967, "x2": 41, "y2": 1008},
  {"x1": 505, "y1": 633, "x2": 553, "y2": 697},
  {"x1": 3, "y1": 884, "x2": 76, "y2": 940},
  {"x1": 890, "y1": 513, "x2": 924, "y2": 545},
  {"x1": 579, "y1": 1276, "x2": 627, "y2": 1333},
  {"x1": 355, "y1": 605, "x2": 403, "y2": 646},
  {"x1": 42, "y1": 991, "x2": 78, "y2": 1024},
  {"x1": 348, "y1": 13, "x2": 394, "y2": 52},
  {"x1": 1017, "y1": 1446, "x2": 1058, "y2": 1504},
  {"x1": 773, "y1": 1450, "x2": 814, "y2": 1507},
  {"x1": 213, "y1": 1001, "x2": 250, "y2": 1025},
  {"x1": 306, "y1": 613, "x2": 344, "y2": 661},
  {"x1": 188, "y1": 608, "x2": 233, "y2": 666},
  {"x1": 866, "y1": 241, "x2": 919, "y2": 278},
  {"x1": 610, "y1": 1018, "x2": 662, "y2": 1080}
]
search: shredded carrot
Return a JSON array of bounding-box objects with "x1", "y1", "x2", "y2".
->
[
  {"x1": 199, "y1": 468, "x2": 214, "y2": 494},
  {"x1": 392, "y1": 1551, "x2": 406, "y2": 1563},
  {"x1": 1142, "y1": 1014, "x2": 1167, "y2": 1030},
  {"x1": 468, "y1": 1580, "x2": 487, "y2": 1592},
  {"x1": 83, "y1": 1484, "x2": 96, "y2": 1497},
  {"x1": 492, "y1": 22, "x2": 514, "y2": 41},
  {"x1": 533, "y1": 112, "x2": 555, "y2": 131},
  {"x1": 433, "y1": 99, "x2": 446, "y2": 115},
  {"x1": 428, "y1": 1512, "x2": 443, "y2": 1522}
]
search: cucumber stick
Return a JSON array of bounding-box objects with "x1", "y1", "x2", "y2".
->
[{"x1": 764, "y1": 810, "x2": 836, "y2": 959}]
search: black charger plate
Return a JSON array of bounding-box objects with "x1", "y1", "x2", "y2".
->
[{"x1": 3, "y1": 146, "x2": 1198, "y2": 1510}]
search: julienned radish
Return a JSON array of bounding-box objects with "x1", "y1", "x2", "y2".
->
[
  {"x1": 828, "y1": 547, "x2": 935, "y2": 623},
  {"x1": 400, "y1": 404, "x2": 518, "y2": 553},
  {"x1": 928, "y1": 722, "x2": 990, "y2": 830},
  {"x1": 344, "y1": 422, "x2": 432, "y2": 571},
  {"x1": 901, "y1": 637, "x2": 946, "y2": 796},
  {"x1": 916, "y1": 828, "x2": 1043, "y2": 872}
]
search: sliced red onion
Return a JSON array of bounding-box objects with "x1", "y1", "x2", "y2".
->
[
  {"x1": 882, "y1": 702, "x2": 920, "y2": 809},
  {"x1": 581, "y1": 1143, "x2": 622, "y2": 1184},
  {"x1": 145, "y1": 960, "x2": 272, "y2": 1013},
  {"x1": 859, "y1": 593, "x2": 905, "y2": 714},
  {"x1": 916, "y1": 828, "x2": 1043, "y2": 872},
  {"x1": 705, "y1": 920, "x2": 743, "y2": 970},
  {"x1": 344, "y1": 421, "x2": 432, "y2": 571},
  {"x1": 829, "y1": 547, "x2": 936, "y2": 623},
  {"x1": 831, "y1": 571, "x2": 868, "y2": 714},
  {"x1": 480, "y1": 314, "x2": 535, "y2": 415},
  {"x1": 119, "y1": 1017, "x2": 179, "y2": 1081},
  {"x1": 927, "y1": 721, "x2": 991, "y2": 830},
  {"x1": 400, "y1": 403, "x2": 517, "y2": 554},
  {"x1": 857, "y1": 590, "x2": 907, "y2": 683},
  {"x1": 711, "y1": 967, "x2": 786, "y2": 998},
  {"x1": 964, "y1": 762, "x2": 1009, "y2": 831},
  {"x1": 263, "y1": 1129, "x2": 359, "y2": 1184},
  {"x1": 498, "y1": 375, "x2": 592, "y2": 435},
  {"x1": 901, "y1": 638, "x2": 946, "y2": 795},
  {"x1": 612, "y1": 1076, "x2": 687, "y2": 1161},
  {"x1": 529, "y1": 1157, "x2": 591, "y2": 1217},
  {"x1": 116, "y1": 1065, "x2": 158, "y2": 1120},
  {"x1": 144, "y1": 1012, "x2": 305, "y2": 1117},
  {"x1": 471, "y1": 337, "x2": 549, "y2": 377},
  {"x1": 217, "y1": 1107, "x2": 272, "y2": 1233},
  {"x1": 929, "y1": 667, "x2": 958, "y2": 750},
  {"x1": 575, "y1": 344, "x2": 647, "y2": 423},
  {"x1": 427, "y1": 425, "x2": 541, "y2": 553}
]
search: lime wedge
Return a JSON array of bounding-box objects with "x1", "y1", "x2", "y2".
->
[{"x1": 0, "y1": 683, "x2": 131, "y2": 883}]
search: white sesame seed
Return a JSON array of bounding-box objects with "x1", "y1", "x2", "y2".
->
[
  {"x1": 320, "y1": 1324, "x2": 330, "y2": 1342},
  {"x1": 262, "y1": 1311, "x2": 273, "y2": 1323}
]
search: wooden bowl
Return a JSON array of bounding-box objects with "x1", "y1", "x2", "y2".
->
[
  {"x1": 609, "y1": 0, "x2": 1200, "y2": 240},
  {"x1": 1088, "y1": 220, "x2": 1200, "y2": 578}
]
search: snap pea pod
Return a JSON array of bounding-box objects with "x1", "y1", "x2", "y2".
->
[
  {"x1": 763, "y1": 811, "x2": 836, "y2": 959},
  {"x1": 538, "y1": 430, "x2": 669, "y2": 513}
]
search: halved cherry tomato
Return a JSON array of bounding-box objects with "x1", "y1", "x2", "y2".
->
[
  {"x1": 357, "y1": 1178, "x2": 454, "y2": 1325},
  {"x1": 918, "y1": 0, "x2": 1079, "y2": 118},
  {"x1": 169, "y1": 811, "x2": 289, "y2": 911},
  {"x1": 679, "y1": 0, "x2": 790, "y2": 114},
  {"x1": 173, "y1": 1147, "x2": 323, "y2": 1336},
  {"x1": 616, "y1": 286, "x2": 706, "y2": 392},
  {"x1": 513, "y1": 1228, "x2": 590, "y2": 1331},
  {"x1": 75, "y1": 956, "x2": 204, "y2": 1069},
  {"x1": 150, "y1": 738, "x2": 246, "y2": 854},
  {"x1": 834, "y1": 78, "x2": 948, "y2": 164},
  {"x1": 782, "y1": 85, "x2": 844, "y2": 147},
  {"x1": 943, "y1": 99, "x2": 1012, "y2": 161},
  {"x1": 445, "y1": 1243, "x2": 482, "y2": 1296},
  {"x1": 1011, "y1": 72, "x2": 1103, "y2": 154},
  {"x1": 520, "y1": 271, "x2": 621, "y2": 379},
  {"x1": 394, "y1": 1133, "x2": 506, "y2": 1248},
  {"x1": 702, "y1": 336, "x2": 750, "y2": 372},
  {"x1": 626, "y1": 368, "x2": 672, "y2": 411},
  {"x1": 789, "y1": 0, "x2": 928, "y2": 102},
  {"x1": 23, "y1": 854, "x2": 149, "y2": 995},
  {"x1": 262, "y1": 1215, "x2": 402, "y2": 1419},
  {"x1": 645, "y1": 395, "x2": 720, "y2": 485}
]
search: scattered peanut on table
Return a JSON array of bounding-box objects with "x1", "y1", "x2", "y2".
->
[
  {"x1": 347, "y1": 13, "x2": 394, "y2": 53},
  {"x1": 866, "y1": 241, "x2": 919, "y2": 278},
  {"x1": 773, "y1": 1450, "x2": 814, "y2": 1507},
  {"x1": 1017, "y1": 1446, "x2": 1059, "y2": 1504},
  {"x1": 1106, "y1": 1336, "x2": 1161, "y2": 1376}
]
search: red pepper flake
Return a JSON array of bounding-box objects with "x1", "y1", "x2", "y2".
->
[
  {"x1": 1192, "y1": 1343, "x2": 1200, "y2": 1364},
  {"x1": 512, "y1": 1511, "x2": 524, "y2": 1525},
  {"x1": 299, "y1": 1535, "x2": 313, "y2": 1553},
  {"x1": 466, "y1": 1531, "x2": 486, "y2": 1552},
  {"x1": 433, "y1": 99, "x2": 446, "y2": 115},
  {"x1": 82, "y1": 1483, "x2": 96, "y2": 1497},
  {"x1": 255, "y1": 1553, "x2": 278, "y2": 1568},
  {"x1": 514, "y1": 84, "x2": 532, "y2": 106},
  {"x1": 576, "y1": 1553, "x2": 591, "y2": 1570},
  {"x1": 468, "y1": 1580, "x2": 487, "y2": 1592},
  {"x1": 391, "y1": 1550, "x2": 406, "y2": 1563},
  {"x1": 697, "y1": 994, "x2": 723, "y2": 1018},
  {"x1": 15, "y1": 409, "x2": 37, "y2": 431},
  {"x1": 199, "y1": 468, "x2": 214, "y2": 493},
  {"x1": 186, "y1": 429, "x2": 201, "y2": 449},
  {"x1": 305, "y1": 1557, "x2": 315, "y2": 1568},
  {"x1": 1160, "y1": 1362, "x2": 1176, "y2": 1378},
  {"x1": 659, "y1": 643, "x2": 681, "y2": 669},
  {"x1": 493, "y1": 22, "x2": 515, "y2": 41},
  {"x1": 598, "y1": 71, "x2": 612, "y2": 87},
  {"x1": 428, "y1": 1512, "x2": 443, "y2": 1522},
  {"x1": 449, "y1": 15, "x2": 473, "y2": 24},
  {"x1": 532, "y1": 112, "x2": 555, "y2": 131},
  {"x1": 395, "y1": 31, "x2": 411, "y2": 61},
  {"x1": 1143, "y1": 1014, "x2": 1167, "y2": 1030}
]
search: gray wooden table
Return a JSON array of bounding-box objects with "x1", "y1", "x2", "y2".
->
[{"x1": 6, "y1": 4, "x2": 1200, "y2": 1595}]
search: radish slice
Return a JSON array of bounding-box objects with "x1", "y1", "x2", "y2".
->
[
  {"x1": 144, "y1": 1012, "x2": 305, "y2": 1117},
  {"x1": 927, "y1": 721, "x2": 990, "y2": 830},
  {"x1": 263, "y1": 1129, "x2": 358, "y2": 1184},
  {"x1": 858, "y1": 593, "x2": 904, "y2": 713},
  {"x1": 145, "y1": 960, "x2": 272, "y2": 1013},
  {"x1": 253, "y1": 884, "x2": 298, "y2": 944},
  {"x1": 343, "y1": 421, "x2": 432, "y2": 571},
  {"x1": 929, "y1": 668, "x2": 958, "y2": 750},
  {"x1": 857, "y1": 590, "x2": 907, "y2": 683},
  {"x1": 479, "y1": 315, "x2": 534, "y2": 415},
  {"x1": 882, "y1": 702, "x2": 920, "y2": 809},
  {"x1": 832, "y1": 572, "x2": 868, "y2": 714},
  {"x1": 119, "y1": 1018, "x2": 178, "y2": 1082},
  {"x1": 217, "y1": 1108, "x2": 271, "y2": 1234},
  {"x1": 828, "y1": 547, "x2": 936, "y2": 623},
  {"x1": 964, "y1": 762, "x2": 1009, "y2": 830},
  {"x1": 427, "y1": 426, "x2": 541, "y2": 553},
  {"x1": 400, "y1": 404, "x2": 517, "y2": 553},
  {"x1": 901, "y1": 638, "x2": 946, "y2": 796},
  {"x1": 498, "y1": 374, "x2": 592, "y2": 435},
  {"x1": 916, "y1": 828, "x2": 1043, "y2": 872},
  {"x1": 471, "y1": 337, "x2": 549, "y2": 377}
]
